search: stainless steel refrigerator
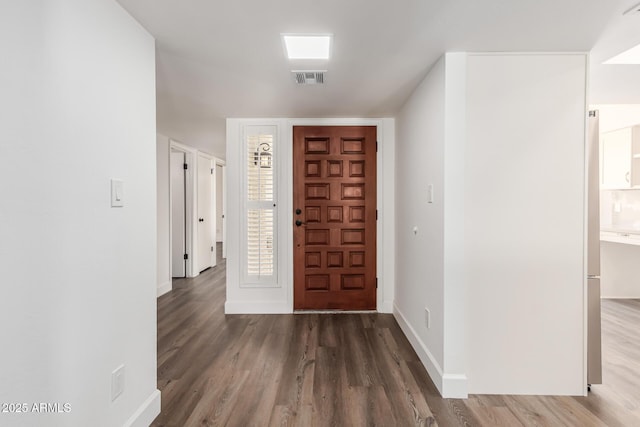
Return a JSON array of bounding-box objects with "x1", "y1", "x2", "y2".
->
[{"x1": 587, "y1": 110, "x2": 602, "y2": 388}]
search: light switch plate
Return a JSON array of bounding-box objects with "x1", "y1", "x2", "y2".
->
[{"x1": 111, "y1": 179, "x2": 124, "y2": 207}]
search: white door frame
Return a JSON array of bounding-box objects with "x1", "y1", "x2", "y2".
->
[
  {"x1": 170, "y1": 150, "x2": 187, "y2": 277},
  {"x1": 169, "y1": 140, "x2": 198, "y2": 278},
  {"x1": 285, "y1": 118, "x2": 395, "y2": 313},
  {"x1": 197, "y1": 151, "x2": 217, "y2": 271},
  {"x1": 215, "y1": 158, "x2": 227, "y2": 259}
]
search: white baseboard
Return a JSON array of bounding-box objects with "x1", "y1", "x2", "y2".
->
[
  {"x1": 224, "y1": 300, "x2": 392, "y2": 315},
  {"x1": 157, "y1": 281, "x2": 172, "y2": 297},
  {"x1": 393, "y1": 303, "x2": 468, "y2": 398},
  {"x1": 601, "y1": 295, "x2": 640, "y2": 299},
  {"x1": 124, "y1": 389, "x2": 161, "y2": 427},
  {"x1": 224, "y1": 300, "x2": 293, "y2": 314}
]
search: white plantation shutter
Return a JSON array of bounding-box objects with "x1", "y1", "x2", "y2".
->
[
  {"x1": 247, "y1": 209, "x2": 274, "y2": 276},
  {"x1": 243, "y1": 127, "x2": 277, "y2": 285}
]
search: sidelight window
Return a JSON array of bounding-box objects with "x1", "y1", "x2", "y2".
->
[{"x1": 243, "y1": 127, "x2": 277, "y2": 285}]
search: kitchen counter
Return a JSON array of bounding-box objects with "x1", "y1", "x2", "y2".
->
[
  {"x1": 601, "y1": 229, "x2": 640, "y2": 246},
  {"x1": 600, "y1": 236, "x2": 640, "y2": 298}
]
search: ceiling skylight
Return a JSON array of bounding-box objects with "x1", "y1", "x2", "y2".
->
[
  {"x1": 283, "y1": 35, "x2": 332, "y2": 60},
  {"x1": 604, "y1": 43, "x2": 640, "y2": 65}
]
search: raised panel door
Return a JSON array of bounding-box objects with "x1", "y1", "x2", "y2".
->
[{"x1": 293, "y1": 126, "x2": 376, "y2": 310}]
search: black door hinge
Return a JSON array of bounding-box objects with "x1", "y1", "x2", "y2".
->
[
  {"x1": 376, "y1": 278, "x2": 378, "y2": 289},
  {"x1": 376, "y1": 210, "x2": 378, "y2": 220},
  {"x1": 183, "y1": 163, "x2": 188, "y2": 170},
  {"x1": 376, "y1": 141, "x2": 379, "y2": 152},
  {"x1": 211, "y1": 168, "x2": 214, "y2": 175},
  {"x1": 184, "y1": 253, "x2": 188, "y2": 260},
  {"x1": 211, "y1": 246, "x2": 214, "y2": 252}
]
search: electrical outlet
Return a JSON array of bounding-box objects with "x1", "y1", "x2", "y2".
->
[
  {"x1": 111, "y1": 365, "x2": 125, "y2": 401},
  {"x1": 424, "y1": 308, "x2": 430, "y2": 329}
]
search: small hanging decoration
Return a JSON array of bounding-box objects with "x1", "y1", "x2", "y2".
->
[{"x1": 254, "y1": 142, "x2": 272, "y2": 168}]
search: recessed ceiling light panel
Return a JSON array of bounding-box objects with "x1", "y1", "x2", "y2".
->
[
  {"x1": 604, "y1": 43, "x2": 640, "y2": 65},
  {"x1": 283, "y1": 34, "x2": 332, "y2": 60}
]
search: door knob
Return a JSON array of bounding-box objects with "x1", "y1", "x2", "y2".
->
[
  {"x1": 295, "y1": 209, "x2": 302, "y2": 215},
  {"x1": 199, "y1": 218, "x2": 204, "y2": 222},
  {"x1": 295, "y1": 220, "x2": 306, "y2": 227}
]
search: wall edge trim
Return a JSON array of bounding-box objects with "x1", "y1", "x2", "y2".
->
[
  {"x1": 124, "y1": 389, "x2": 161, "y2": 427},
  {"x1": 379, "y1": 300, "x2": 394, "y2": 313},
  {"x1": 442, "y1": 373, "x2": 469, "y2": 399}
]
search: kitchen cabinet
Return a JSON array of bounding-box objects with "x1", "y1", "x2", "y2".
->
[
  {"x1": 601, "y1": 127, "x2": 631, "y2": 188},
  {"x1": 600, "y1": 125, "x2": 640, "y2": 189},
  {"x1": 601, "y1": 125, "x2": 640, "y2": 189}
]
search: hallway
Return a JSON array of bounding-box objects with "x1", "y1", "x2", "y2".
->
[
  {"x1": 153, "y1": 253, "x2": 464, "y2": 426},
  {"x1": 153, "y1": 253, "x2": 640, "y2": 426}
]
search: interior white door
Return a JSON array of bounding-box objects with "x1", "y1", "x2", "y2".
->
[
  {"x1": 170, "y1": 151, "x2": 186, "y2": 277},
  {"x1": 197, "y1": 155, "x2": 215, "y2": 272}
]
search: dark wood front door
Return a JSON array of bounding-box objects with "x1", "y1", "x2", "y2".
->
[{"x1": 293, "y1": 126, "x2": 377, "y2": 310}]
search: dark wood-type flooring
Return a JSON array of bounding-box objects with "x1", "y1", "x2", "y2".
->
[{"x1": 153, "y1": 250, "x2": 640, "y2": 426}]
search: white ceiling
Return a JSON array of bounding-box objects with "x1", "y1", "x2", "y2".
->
[{"x1": 116, "y1": 0, "x2": 640, "y2": 157}]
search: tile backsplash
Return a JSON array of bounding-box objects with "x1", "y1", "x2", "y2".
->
[{"x1": 601, "y1": 190, "x2": 640, "y2": 232}]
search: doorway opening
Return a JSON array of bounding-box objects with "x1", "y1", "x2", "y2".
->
[
  {"x1": 215, "y1": 159, "x2": 227, "y2": 259},
  {"x1": 169, "y1": 140, "x2": 225, "y2": 279},
  {"x1": 589, "y1": 105, "x2": 640, "y2": 399},
  {"x1": 170, "y1": 148, "x2": 188, "y2": 278}
]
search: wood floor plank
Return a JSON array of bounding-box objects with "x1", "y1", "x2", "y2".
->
[
  {"x1": 466, "y1": 406, "x2": 524, "y2": 427},
  {"x1": 152, "y1": 248, "x2": 640, "y2": 427},
  {"x1": 273, "y1": 315, "x2": 317, "y2": 412},
  {"x1": 311, "y1": 346, "x2": 342, "y2": 427},
  {"x1": 224, "y1": 327, "x2": 291, "y2": 426},
  {"x1": 268, "y1": 405, "x2": 295, "y2": 427},
  {"x1": 363, "y1": 327, "x2": 436, "y2": 426},
  {"x1": 570, "y1": 298, "x2": 640, "y2": 427}
]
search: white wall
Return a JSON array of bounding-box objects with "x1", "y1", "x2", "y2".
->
[
  {"x1": 157, "y1": 98, "x2": 227, "y2": 159},
  {"x1": 394, "y1": 57, "x2": 447, "y2": 383},
  {"x1": 0, "y1": 1, "x2": 159, "y2": 426},
  {"x1": 465, "y1": 53, "x2": 587, "y2": 395},
  {"x1": 442, "y1": 53, "x2": 468, "y2": 397},
  {"x1": 157, "y1": 134, "x2": 172, "y2": 296},
  {"x1": 394, "y1": 53, "x2": 468, "y2": 398},
  {"x1": 394, "y1": 53, "x2": 588, "y2": 398}
]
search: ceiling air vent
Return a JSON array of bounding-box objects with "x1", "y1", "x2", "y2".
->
[{"x1": 293, "y1": 71, "x2": 325, "y2": 85}]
